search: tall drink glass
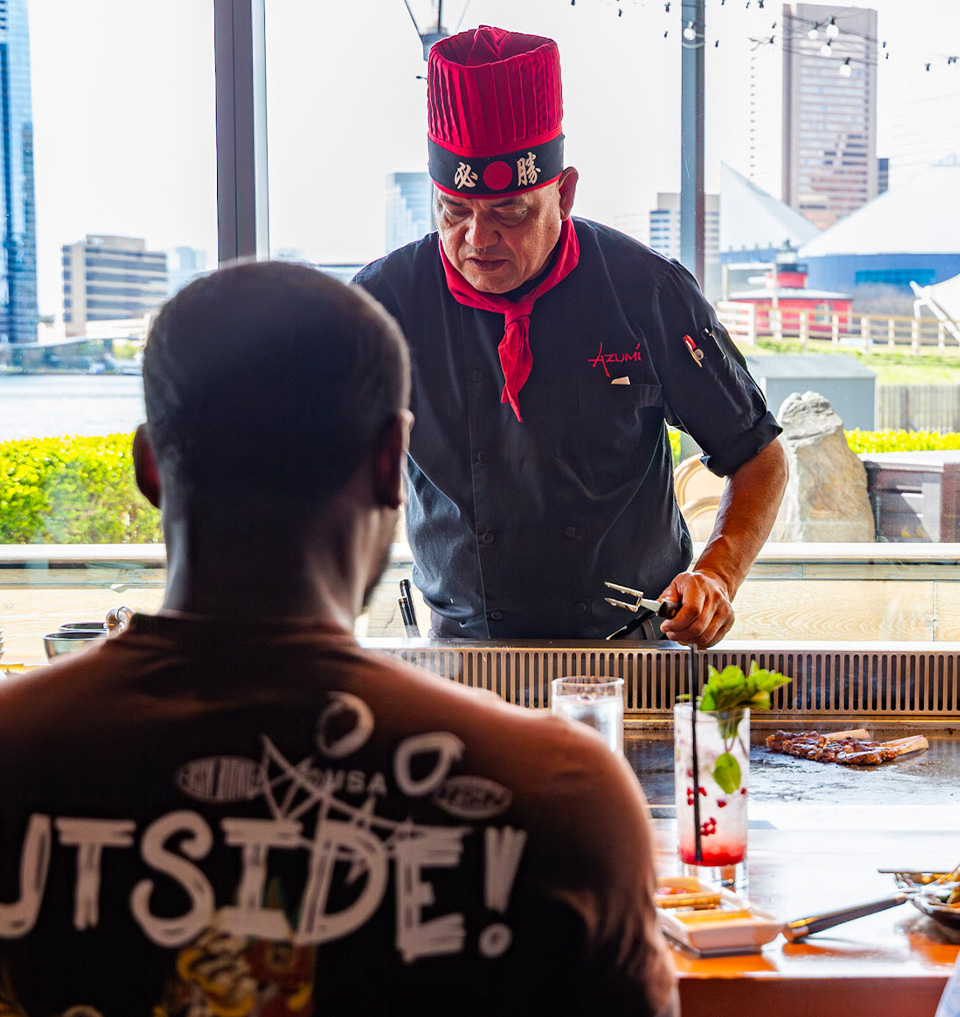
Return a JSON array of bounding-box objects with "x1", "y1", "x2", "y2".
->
[
  {"x1": 673, "y1": 702, "x2": 749, "y2": 887},
  {"x1": 551, "y1": 677, "x2": 624, "y2": 754}
]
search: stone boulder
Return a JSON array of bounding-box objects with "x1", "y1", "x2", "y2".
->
[{"x1": 772, "y1": 391, "x2": 875, "y2": 542}]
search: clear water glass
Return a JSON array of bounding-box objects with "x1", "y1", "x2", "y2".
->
[
  {"x1": 673, "y1": 702, "x2": 750, "y2": 887},
  {"x1": 551, "y1": 676, "x2": 624, "y2": 754}
]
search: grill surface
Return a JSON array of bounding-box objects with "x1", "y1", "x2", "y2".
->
[{"x1": 627, "y1": 727, "x2": 960, "y2": 807}]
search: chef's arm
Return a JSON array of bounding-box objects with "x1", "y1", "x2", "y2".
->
[{"x1": 658, "y1": 438, "x2": 788, "y2": 648}]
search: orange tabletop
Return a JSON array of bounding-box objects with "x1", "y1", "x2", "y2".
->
[{"x1": 652, "y1": 822, "x2": 960, "y2": 1017}]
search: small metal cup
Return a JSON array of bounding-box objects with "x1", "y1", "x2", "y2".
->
[{"x1": 43, "y1": 630, "x2": 107, "y2": 659}]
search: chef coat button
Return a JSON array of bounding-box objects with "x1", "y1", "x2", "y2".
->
[
  {"x1": 477, "y1": 451, "x2": 490, "y2": 464},
  {"x1": 471, "y1": 369, "x2": 483, "y2": 382},
  {"x1": 489, "y1": 610, "x2": 504, "y2": 621},
  {"x1": 564, "y1": 525, "x2": 578, "y2": 539},
  {"x1": 481, "y1": 531, "x2": 495, "y2": 545},
  {"x1": 575, "y1": 602, "x2": 588, "y2": 613}
]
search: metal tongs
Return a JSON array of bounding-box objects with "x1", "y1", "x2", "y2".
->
[{"x1": 604, "y1": 581, "x2": 680, "y2": 640}]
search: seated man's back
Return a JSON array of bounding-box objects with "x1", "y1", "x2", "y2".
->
[
  {"x1": 0, "y1": 617, "x2": 673, "y2": 1015},
  {"x1": 0, "y1": 261, "x2": 675, "y2": 1016}
]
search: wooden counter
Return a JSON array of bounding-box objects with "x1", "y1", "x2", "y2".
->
[{"x1": 652, "y1": 822, "x2": 960, "y2": 1017}]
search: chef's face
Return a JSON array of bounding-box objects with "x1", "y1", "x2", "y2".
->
[{"x1": 434, "y1": 167, "x2": 578, "y2": 294}]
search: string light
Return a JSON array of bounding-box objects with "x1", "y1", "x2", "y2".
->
[{"x1": 554, "y1": 1, "x2": 960, "y2": 82}]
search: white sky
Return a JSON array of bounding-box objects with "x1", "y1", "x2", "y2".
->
[{"x1": 26, "y1": 0, "x2": 960, "y2": 316}]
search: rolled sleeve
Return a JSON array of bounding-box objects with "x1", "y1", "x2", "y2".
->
[{"x1": 651, "y1": 260, "x2": 782, "y2": 477}]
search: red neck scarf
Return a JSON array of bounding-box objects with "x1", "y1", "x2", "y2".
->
[{"x1": 439, "y1": 218, "x2": 580, "y2": 422}]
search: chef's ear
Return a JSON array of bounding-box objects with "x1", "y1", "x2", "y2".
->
[
  {"x1": 133, "y1": 424, "x2": 162, "y2": 509},
  {"x1": 558, "y1": 166, "x2": 579, "y2": 220},
  {"x1": 373, "y1": 410, "x2": 413, "y2": 510}
]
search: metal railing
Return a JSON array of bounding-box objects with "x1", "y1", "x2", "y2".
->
[{"x1": 718, "y1": 301, "x2": 960, "y2": 354}]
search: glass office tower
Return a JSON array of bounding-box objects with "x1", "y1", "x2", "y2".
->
[
  {"x1": 385, "y1": 171, "x2": 433, "y2": 254},
  {"x1": 0, "y1": 0, "x2": 38, "y2": 345}
]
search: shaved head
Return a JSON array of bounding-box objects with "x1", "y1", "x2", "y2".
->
[{"x1": 143, "y1": 261, "x2": 409, "y2": 502}]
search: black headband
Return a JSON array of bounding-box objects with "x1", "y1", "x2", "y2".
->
[{"x1": 428, "y1": 134, "x2": 564, "y2": 196}]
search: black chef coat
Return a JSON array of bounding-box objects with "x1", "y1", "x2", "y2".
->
[{"x1": 355, "y1": 219, "x2": 781, "y2": 640}]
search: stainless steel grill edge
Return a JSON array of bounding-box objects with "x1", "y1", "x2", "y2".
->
[{"x1": 360, "y1": 639, "x2": 960, "y2": 724}]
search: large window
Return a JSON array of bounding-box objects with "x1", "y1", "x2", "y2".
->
[
  {"x1": 1, "y1": 0, "x2": 959, "y2": 661},
  {"x1": 0, "y1": 1, "x2": 215, "y2": 661}
]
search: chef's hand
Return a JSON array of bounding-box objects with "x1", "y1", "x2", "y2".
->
[{"x1": 656, "y1": 570, "x2": 733, "y2": 648}]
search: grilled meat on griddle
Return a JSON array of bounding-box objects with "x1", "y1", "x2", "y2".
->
[{"x1": 764, "y1": 729, "x2": 928, "y2": 766}]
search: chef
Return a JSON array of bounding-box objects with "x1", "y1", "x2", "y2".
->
[{"x1": 355, "y1": 25, "x2": 787, "y2": 647}]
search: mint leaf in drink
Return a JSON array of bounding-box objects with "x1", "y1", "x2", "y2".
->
[
  {"x1": 698, "y1": 660, "x2": 789, "y2": 713},
  {"x1": 713, "y1": 751, "x2": 741, "y2": 794}
]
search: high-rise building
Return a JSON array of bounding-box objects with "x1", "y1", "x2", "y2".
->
[
  {"x1": 647, "y1": 193, "x2": 719, "y2": 263},
  {"x1": 61, "y1": 235, "x2": 168, "y2": 336},
  {"x1": 746, "y1": 39, "x2": 783, "y2": 201},
  {"x1": 782, "y1": 4, "x2": 879, "y2": 230},
  {"x1": 385, "y1": 172, "x2": 433, "y2": 253},
  {"x1": 0, "y1": 0, "x2": 39, "y2": 345},
  {"x1": 168, "y1": 246, "x2": 208, "y2": 296}
]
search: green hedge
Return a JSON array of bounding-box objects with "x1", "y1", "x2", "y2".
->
[
  {"x1": 843, "y1": 429, "x2": 960, "y2": 454},
  {"x1": 0, "y1": 433, "x2": 162, "y2": 544},
  {"x1": 1, "y1": 429, "x2": 958, "y2": 544},
  {"x1": 670, "y1": 427, "x2": 960, "y2": 467},
  {"x1": 668, "y1": 428, "x2": 682, "y2": 465}
]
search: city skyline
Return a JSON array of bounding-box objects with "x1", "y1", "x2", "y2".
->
[
  {"x1": 781, "y1": 3, "x2": 879, "y2": 229},
  {"x1": 61, "y1": 235, "x2": 168, "y2": 336},
  {"x1": 22, "y1": 0, "x2": 960, "y2": 318},
  {"x1": 0, "y1": 0, "x2": 39, "y2": 342}
]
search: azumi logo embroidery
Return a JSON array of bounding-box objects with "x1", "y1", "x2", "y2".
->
[
  {"x1": 682, "y1": 334, "x2": 704, "y2": 367},
  {"x1": 589, "y1": 342, "x2": 642, "y2": 378}
]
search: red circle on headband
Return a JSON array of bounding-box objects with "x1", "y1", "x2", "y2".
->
[{"x1": 483, "y1": 161, "x2": 513, "y2": 191}]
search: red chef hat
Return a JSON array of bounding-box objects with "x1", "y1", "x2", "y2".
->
[{"x1": 427, "y1": 25, "x2": 564, "y2": 197}]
